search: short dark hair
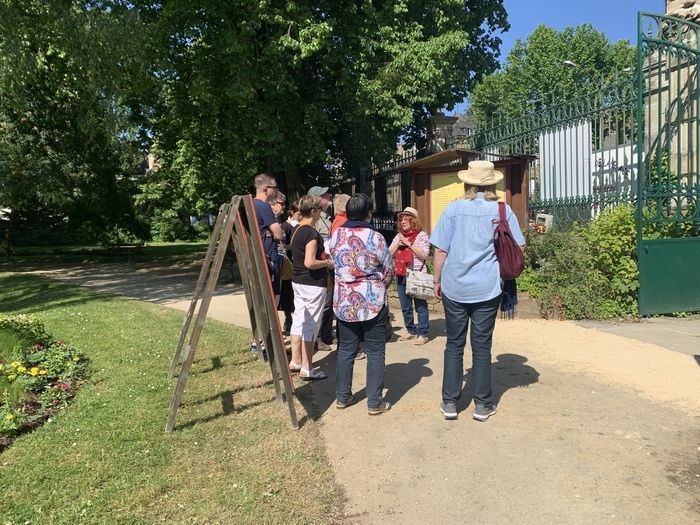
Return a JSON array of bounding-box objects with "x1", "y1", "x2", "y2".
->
[
  {"x1": 346, "y1": 193, "x2": 373, "y2": 221},
  {"x1": 287, "y1": 201, "x2": 299, "y2": 217}
]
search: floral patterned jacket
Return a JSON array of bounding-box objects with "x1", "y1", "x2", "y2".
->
[{"x1": 329, "y1": 222, "x2": 394, "y2": 322}]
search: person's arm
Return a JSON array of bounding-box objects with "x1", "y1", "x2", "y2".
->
[
  {"x1": 388, "y1": 233, "x2": 401, "y2": 255},
  {"x1": 409, "y1": 232, "x2": 430, "y2": 261},
  {"x1": 432, "y1": 248, "x2": 448, "y2": 300},
  {"x1": 304, "y1": 239, "x2": 333, "y2": 270},
  {"x1": 258, "y1": 202, "x2": 284, "y2": 241},
  {"x1": 428, "y1": 206, "x2": 453, "y2": 300},
  {"x1": 269, "y1": 222, "x2": 283, "y2": 241},
  {"x1": 372, "y1": 233, "x2": 394, "y2": 285},
  {"x1": 505, "y1": 205, "x2": 527, "y2": 252}
]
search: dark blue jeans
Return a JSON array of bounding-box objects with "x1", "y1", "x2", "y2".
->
[
  {"x1": 441, "y1": 293, "x2": 501, "y2": 407},
  {"x1": 336, "y1": 306, "x2": 388, "y2": 408},
  {"x1": 396, "y1": 276, "x2": 429, "y2": 337}
]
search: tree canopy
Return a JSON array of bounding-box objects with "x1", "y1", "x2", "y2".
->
[
  {"x1": 1, "y1": 0, "x2": 510, "y2": 242},
  {"x1": 0, "y1": 1, "x2": 151, "y2": 243},
  {"x1": 469, "y1": 24, "x2": 635, "y2": 126},
  {"x1": 139, "y1": 0, "x2": 509, "y2": 215}
]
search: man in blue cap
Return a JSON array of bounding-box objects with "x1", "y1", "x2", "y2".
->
[{"x1": 307, "y1": 185, "x2": 334, "y2": 350}]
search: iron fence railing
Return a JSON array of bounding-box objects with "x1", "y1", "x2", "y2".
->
[
  {"x1": 360, "y1": 12, "x2": 699, "y2": 233},
  {"x1": 456, "y1": 76, "x2": 640, "y2": 225}
]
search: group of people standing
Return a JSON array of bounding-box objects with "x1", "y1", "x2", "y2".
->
[{"x1": 251, "y1": 159, "x2": 525, "y2": 421}]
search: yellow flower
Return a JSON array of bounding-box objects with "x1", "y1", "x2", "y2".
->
[
  {"x1": 16, "y1": 366, "x2": 26, "y2": 373},
  {"x1": 7, "y1": 374, "x2": 16, "y2": 382},
  {"x1": 10, "y1": 361, "x2": 20, "y2": 368},
  {"x1": 38, "y1": 369, "x2": 48, "y2": 375},
  {"x1": 29, "y1": 367, "x2": 40, "y2": 377},
  {"x1": 72, "y1": 356, "x2": 80, "y2": 362},
  {"x1": 0, "y1": 364, "x2": 4, "y2": 371},
  {"x1": 4, "y1": 414, "x2": 14, "y2": 421}
]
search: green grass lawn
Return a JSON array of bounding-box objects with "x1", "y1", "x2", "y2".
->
[
  {"x1": 0, "y1": 242, "x2": 210, "y2": 269},
  {"x1": 0, "y1": 273, "x2": 340, "y2": 524}
]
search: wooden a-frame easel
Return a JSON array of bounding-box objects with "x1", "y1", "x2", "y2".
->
[{"x1": 166, "y1": 195, "x2": 298, "y2": 432}]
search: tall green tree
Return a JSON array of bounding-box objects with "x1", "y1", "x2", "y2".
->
[
  {"x1": 135, "y1": 0, "x2": 509, "y2": 221},
  {"x1": 0, "y1": 1, "x2": 151, "y2": 243},
  {"x1": 469, "y1": 24, "x2": 635, "y2": 125}
]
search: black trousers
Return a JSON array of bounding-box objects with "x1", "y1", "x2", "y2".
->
[{"x1": 318, "y1": 285, "x2": 334, "y2": 344}]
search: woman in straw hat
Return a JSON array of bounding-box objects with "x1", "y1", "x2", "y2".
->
[
  {"x1": 389, "y1": 206, "x2": 431, "y2": 345},
  {"x1": 429, "y1": 160, "x2": 525, "y2": 422}
]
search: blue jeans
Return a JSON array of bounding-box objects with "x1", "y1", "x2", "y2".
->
[
  {"x1": 336, "y1": 306, "x2": 388, "y2": 408},
  {"x1": 396, "y1": 276, "x2": 429, "y2": 337},
  {"x1": 441, "y1": 293, "x2": 501, "y2": 406}
]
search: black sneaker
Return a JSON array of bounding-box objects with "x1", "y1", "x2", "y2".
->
[
  {"x1": 336, "y1": 394, "x2": 355, "y2": 409},
  {"x1": 440, "y1": 401, "x2": 458, "y2": 420},
  {"x1": 367, "y1": 401, "x2": 391, "y2": 416},
  {"x1": 473, "y1": 404, "x2": 497, "y2": 421}
]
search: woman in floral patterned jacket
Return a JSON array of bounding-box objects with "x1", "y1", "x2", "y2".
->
[{"x1": 330, "y1": 193, "x2": 394, "y2": 416}]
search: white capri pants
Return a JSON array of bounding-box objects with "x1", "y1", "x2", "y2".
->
[{"x1": 291, "y1": 282, "x2": 327, "y2": 341}]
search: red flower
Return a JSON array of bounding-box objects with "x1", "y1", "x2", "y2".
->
[{"x1": 54, "y1": 382, "x2": 71, "y2": 392}]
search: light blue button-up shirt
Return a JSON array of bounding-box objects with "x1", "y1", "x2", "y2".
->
[{"x1": 429, "y1": 195, "x2": 525, "y2": 303}]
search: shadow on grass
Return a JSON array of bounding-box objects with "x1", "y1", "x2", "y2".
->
[
  {"x1": 174, "y1": 395, "x2": 277, "y2": 431},
  {"x1": 185, "y1": 379, "x2": 275, "y2": 407},
  {"x1": 0, "y1": 273, "x2": 113, "y2": 314}
]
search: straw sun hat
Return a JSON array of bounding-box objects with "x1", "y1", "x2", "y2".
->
[
  {"x1": 457, "y1": 160, "x2": 504, "y2": 186},
  {"x1": 397, "y1": 206, "x2": 419, "y2": 218}
]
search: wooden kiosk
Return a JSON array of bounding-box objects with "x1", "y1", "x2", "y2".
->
[{"x1": 400, "y1": 149, "x2": 531, "y2": 232}]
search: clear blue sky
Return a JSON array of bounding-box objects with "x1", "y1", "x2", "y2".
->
[{"x1": 447, "y1": 0, "x2": 665, "y2": 114}]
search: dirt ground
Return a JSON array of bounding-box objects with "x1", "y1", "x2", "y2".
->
[{"x1": 18, "y1": 264, "x2": 700, "y2": 524}]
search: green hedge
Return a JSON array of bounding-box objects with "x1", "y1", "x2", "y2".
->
[{"x1": 521, "y1": 205, "x2": 638, "y2": 320}]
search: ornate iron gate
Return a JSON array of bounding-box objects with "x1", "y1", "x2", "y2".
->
[{"x1": 636, "y1": 12, "x2": 700, "y2": 314}]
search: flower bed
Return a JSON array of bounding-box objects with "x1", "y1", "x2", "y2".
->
[{"x1": 0, "y1": 314, "x2": 88, "y2": 449}]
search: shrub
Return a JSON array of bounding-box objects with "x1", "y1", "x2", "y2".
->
[
  {"x1": 584, "y1": 205, "x2": 638, "y2": 317},
  {"x1": 523, "y1": 205, "x2": 639, "y2": 319},
  {"x1": 524, "y1": 227, "x2": 611, "y2": 319},
  {"x1": 0, "y1": 315, "x2": 89, "y2": 444},
  {"x1": 0, "y1": 314, "x2": 50, "y2": 348}
]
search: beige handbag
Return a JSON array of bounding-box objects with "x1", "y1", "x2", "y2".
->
[{"x1": 405, "y1": 262, "x2": 434, "y2": 300}]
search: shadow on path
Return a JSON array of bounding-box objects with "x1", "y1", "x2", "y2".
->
[
  {"x1": 294, "y1": 350, "x2": 338, "y2": 425},
  {"x1": 458, "y1": 353, "x2": 539, "y2": 411},
  {"x1": 384, "y1": 358, "x2": 433, "y2": 406},
  {"x1": 294, "y1": 348, "x2": 434, "y2": 422}
]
